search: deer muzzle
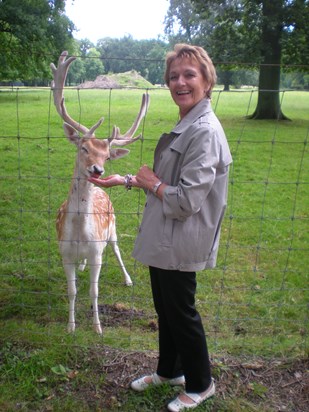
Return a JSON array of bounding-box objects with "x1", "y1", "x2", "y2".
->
[{"x1": 88, "y1": 165, "x2": 104, "y2": 178}]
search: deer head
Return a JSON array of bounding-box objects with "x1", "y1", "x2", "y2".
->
[{"x1": 50, "y1": 51, "x2": 150, "y2": 178}]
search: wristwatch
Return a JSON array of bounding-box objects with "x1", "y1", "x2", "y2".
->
[{"x1": 152, "y1": 180, "x2": 162, "y2": 195}]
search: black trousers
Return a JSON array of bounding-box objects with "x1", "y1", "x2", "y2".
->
[{"x1": 149, "y1": 266, "x2": 212, "y2": 393}]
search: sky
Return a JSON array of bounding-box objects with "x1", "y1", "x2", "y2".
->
[{"x1": 65, "y1": 0, "x2": 170, "y2": 43}]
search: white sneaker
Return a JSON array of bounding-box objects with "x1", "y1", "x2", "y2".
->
[
  {"x1": 131, "y1": 373, "x2": 185, "y2": 392},
  {"x1": 167, "y1": 378, "x2": 215, "y2": 411}
]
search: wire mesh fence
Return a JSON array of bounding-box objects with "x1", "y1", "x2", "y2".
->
[{"x1": 0, "y1": 79, "x2": 308, "y2": 358}]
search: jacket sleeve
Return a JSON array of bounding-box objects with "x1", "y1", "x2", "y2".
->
[{"x1": 162, "y1": 126, "x2": 220, "y2": 221}]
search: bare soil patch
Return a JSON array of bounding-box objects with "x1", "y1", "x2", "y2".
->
[
  {"x1": 54, "y1": 346, "x2": 308, "y2": 411},
  {"x1": 77, "y1": 304, "x2": 309, "y2": 411}
]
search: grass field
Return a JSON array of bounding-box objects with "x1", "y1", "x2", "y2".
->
[{"x1": 0, "y1": 87, "x2": 308, "y2": 411}]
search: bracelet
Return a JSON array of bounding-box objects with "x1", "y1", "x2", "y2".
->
[
  {"x1": 124, "y1": 174, "x2": 133, "y2": 190},
  {"x1": 152, "y1": 180, "x2": 162, "y2": 195}
]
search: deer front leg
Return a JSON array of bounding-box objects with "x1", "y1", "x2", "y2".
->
[
  {"x1": 63, "y1": 261, "x2": 77, "y2": 333},
  {"x1": 110, "y1": 240, "x2": 133, "y2": 286},
  {"x1": 89, "y1": 258, "x2": 103, "y2": 335}
]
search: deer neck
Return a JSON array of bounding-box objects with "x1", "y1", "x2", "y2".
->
[{"x1": 67, "y1": 168, "x2": 94, "y2": 214}]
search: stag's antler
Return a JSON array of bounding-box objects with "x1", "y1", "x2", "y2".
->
[
  {"x1": 108, "y1": 93, "x2": 150, "y2": 147},
  {"x1": 51, "y1": 51, "x2": 150, "y2": 143},
  {"x1": 50, "y1": 51, "x2": 103, "y2": 136}
]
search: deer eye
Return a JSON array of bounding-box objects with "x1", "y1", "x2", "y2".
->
[{"x1": 81, "y1": 146, "x2": 88, "y2": 154}]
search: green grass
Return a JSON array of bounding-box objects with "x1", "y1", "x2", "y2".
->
[{"x1": 0, "y1": 86, "x2": 308, "y2": 410}]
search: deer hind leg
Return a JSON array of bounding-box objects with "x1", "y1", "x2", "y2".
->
[
  {"x1": 89, "y1": 257, "x2": 103, "y2": 335},
  {"x1": 110, "y1": 239, "x2": 133, "y2": 286},
  {"x1": 63, "y1": 261, "x2": 77, "y2": 333}
]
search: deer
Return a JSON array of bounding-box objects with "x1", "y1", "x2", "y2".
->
[{"x1": 50, "y1": 51, "x2": 150, "y2": 334}]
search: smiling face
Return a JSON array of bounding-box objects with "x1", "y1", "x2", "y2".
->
[{"x1": 168, "y1": 57, "x2": 209, "y2": 119}]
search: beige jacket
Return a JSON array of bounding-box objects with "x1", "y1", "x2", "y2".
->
[{"x1": 132, "y1": 98, "x2": 232, "y2": 271}]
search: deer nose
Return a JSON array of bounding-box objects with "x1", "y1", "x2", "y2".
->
[
  {"x1": 93, "y1": 165, "x2": 104, "y2": 175},
  {"x1": 93, "y1": 165, "x2": 103, "y2": 173},
  {"x1": 93, "y1": 165, "x2": 103, "y2": 175}
]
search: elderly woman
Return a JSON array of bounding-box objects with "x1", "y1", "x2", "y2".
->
[{"x1": 89, "y1": 43, "x2": 232, "y2": 411}]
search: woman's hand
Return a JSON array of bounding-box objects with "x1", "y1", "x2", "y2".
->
[
  {"x1": 136, "y1": 165, "x2": 165, "y2": 199},
  {"x1": 136, "y1": 165, "x2": 157, "y2": 190},
  {"x1": 88, "y1": 174, "x2": 124, "y2": 188}
]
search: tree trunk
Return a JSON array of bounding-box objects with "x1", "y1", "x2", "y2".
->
[
  {"x1": 221, "y1": 70, "x2": 232, "y2": 91},
  {"x1": 248, "y1": 0, "x2": 289, "y2": 120}
]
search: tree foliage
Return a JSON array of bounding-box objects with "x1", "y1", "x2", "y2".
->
[
  {"x1": 83, "y1": 48, "x2": 104, "y2": 81},
  {"x1": 96, "y1": 35, "x2": 169, "y2": 85},
  {"x1": 191, "y1": 0, "x2": 309, "y2": 68},
  {"x1": 164, "y1": 0, "x2": 261, "y2": 91},
  {"x1": 169, "y1": 0, "x2": 309, "y2": 119},
  {"x1": 164, "y1": 0, "x2": 202, "y2": 44},
  {"x1": 0, "y1": 0, "x2": 75, "y2": 82},
  {"x1": 1, "y1": 0, "x2": 308, "y2": 105},
  {"x1": 64, "y1": 36, "x2": 168, "y2": 86}
]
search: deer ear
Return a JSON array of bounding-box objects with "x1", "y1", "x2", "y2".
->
[
  {"x1": 110, "y1": 148, "x2": 130, "y2": 160},
  {"x1": 63, "y1": 122, "x2": 80, "y2": 145}
]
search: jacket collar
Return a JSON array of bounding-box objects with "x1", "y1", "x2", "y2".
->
[{"x1": 171, "y1": 98, "x2": 212, "y2": 134}]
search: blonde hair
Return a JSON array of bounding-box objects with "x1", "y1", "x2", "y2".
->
[{"x1": 164, "y1": 43, "x2": 217, "y2": 98}]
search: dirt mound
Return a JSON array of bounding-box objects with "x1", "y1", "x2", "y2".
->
[
  {"x1": 78, "y1": 70, "x2": 153, "y2": 89},
  {"x1": 78, "y1": 75, "x2": 120, "y2": 89}
]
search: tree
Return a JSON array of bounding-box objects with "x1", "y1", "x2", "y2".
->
[
  {"x1": 249, "y1": 0, "x2": 287, "y2": 119},
  {"x1": 96, "y1": 36, "x2": 168, "y2": 85},
  {"x1": 78, "y1": 38, "x2": 95, "y2": 57},
  {"x1": 143, "y1": 41, "x2": 169, "y2": 84},
  {"x1": 164, "y1": 0, "x2": 259, "y2": 91},
  {"x1": 190, "y1": 0, "x2": 309, "y2": 119},
  {"x1": 0, "y1": 0, "x2": 75, "y2": 82},
  {"x1": 97, "y1": 35, "x2": 137, "y2": 75},
  {"x1": 164, "y1": 0, "x2": 202, "y2": 44},
  {"x1": 83, "y1": 48, "x2": 104, "y2": 81},
  {"x1": 65, "y1": 39, "x2": 86, "y2": 85}
]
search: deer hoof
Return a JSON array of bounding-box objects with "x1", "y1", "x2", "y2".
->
[
  {"x1": 94, "y1": 324, "x2": 103, "y2": 335},
  {"x1": 67, "y1": 323, "x2": 76, "y2": 333},
  {"x1": 126, "y1": 280, "x2": 133, "y2": 286}
]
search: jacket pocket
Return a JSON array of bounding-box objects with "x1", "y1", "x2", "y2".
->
[
  {"x1": 161, "y1": 216, "x2": 174, "y2": 246},
  {"x1": 209, "y1": 205, "x2": 226, "y2": 254}
]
